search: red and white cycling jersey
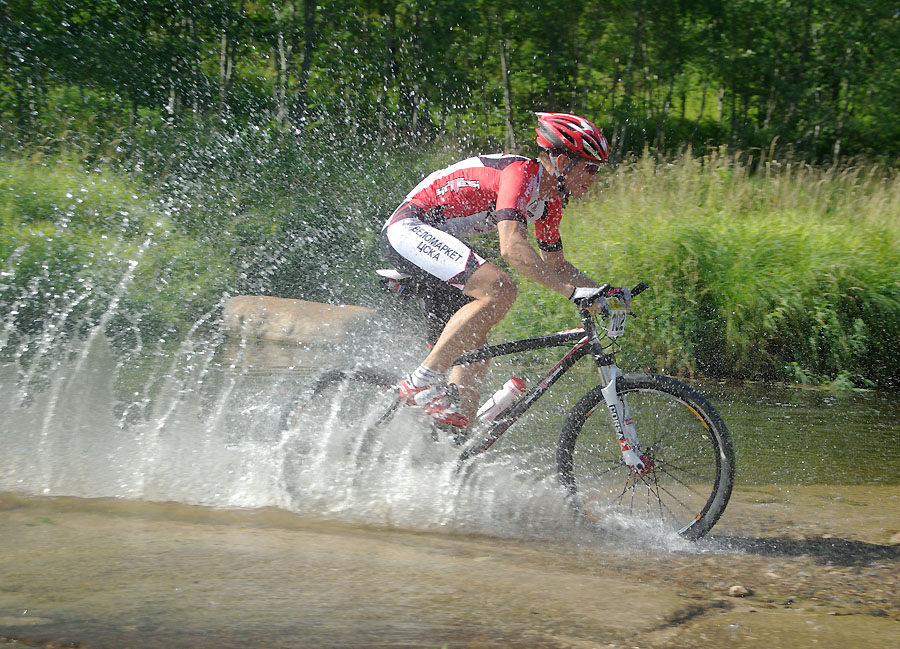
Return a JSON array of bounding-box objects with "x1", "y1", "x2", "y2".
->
[{"x1": 386, "y1": 154, "x2": 563, "y2": 251}]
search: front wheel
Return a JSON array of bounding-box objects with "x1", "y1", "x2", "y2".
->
[{"x1": 557, "y1": 374, "x2": 734, "y2": 539}]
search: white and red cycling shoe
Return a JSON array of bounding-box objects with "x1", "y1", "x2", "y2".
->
[{"x1": 397, "y1": 377, "x2": 469, "y2": 428}]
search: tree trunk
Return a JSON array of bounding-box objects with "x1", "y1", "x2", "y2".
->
[
  {"x1": 190, "y1": 17, "x2": 200, "y2": 121},
  {"x1": 832, "y1": 44, "x2": 854, "y2": 163},
  {"x1": 376, "y1": 8, "x2": 396, "y2": 142},
  {"x1": 616, "y1": 0, "x2": 645, "y2": 158},
  {"x1": 762, "y1": 69, "x2": 780, "y2": 133},
  {"x1": 656, "y1": 77, "x2": 674, "y2": 154},
  {"x1": 167, "y1": 81, "x2": 177, "y2": 117},
  {"x1": 580, "y1": 48, "x2": 595, "y2": 114},
  {"x1": 276, "y1": 30, "x2": 291, "y2": 127},
  {"x1": 832, "y1": 79, "x2": 849, "y2": 161},
  {"x1": 219, "y1": 31, "x2": 234, "y2": 115},
  {"x1": 218, "y1": 1, "x2": 245, "y2": 117},
  {"x1": 292, "y1": 0, "x2": 317, "y2": 123},
  {"x1": 689, "y1": 75, "x2": 709, "y2": 147},
  {"x1": 784, "y1": 0, "x2": 814, "y2": 135},
  {"x1": 499, "y1": 38, "x2": 517, "y2": 152}
]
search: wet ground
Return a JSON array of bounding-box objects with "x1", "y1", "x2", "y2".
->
[
  {"x1": 2, "y1": 336, "x2": 899, "y2": 647},
  {"x1": 1, "y1": 485, "x2": 898, "y2": 649}
]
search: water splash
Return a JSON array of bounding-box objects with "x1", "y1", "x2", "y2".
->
[
  {"x1": 0, "y1": 322, "x2": 697, "y2": 552},
  {"x1": 0, "y1": 141, "x2": 698, "y2": 551}
]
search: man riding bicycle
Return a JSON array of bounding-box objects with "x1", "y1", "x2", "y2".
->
[{"x1": 382, "y1": 112, "x2": 630, "y2": 429}]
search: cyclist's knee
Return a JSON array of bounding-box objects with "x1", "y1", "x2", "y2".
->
[
  {"x1": 467, "y1": 265, "x2": 517, "y2": 310},
  {"x1": 489, "y1": 273, "x2": 517, "y2": 310}
]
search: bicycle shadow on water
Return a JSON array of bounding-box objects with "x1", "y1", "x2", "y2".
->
[{"x1": 703, "y1": 534, "x2": 900, "y2": 565}]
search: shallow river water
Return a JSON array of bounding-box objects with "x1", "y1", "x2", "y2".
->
[{"x1": 1, "y1": 334, "x2": 898, "y2": 648}]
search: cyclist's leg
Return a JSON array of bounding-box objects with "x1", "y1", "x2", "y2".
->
[
  {"x1": 415, "y1": 284, "x2": 489, "y2": 422},
  {"x1": 423, "y1": 262, "x2": 517, "y2": 375},
  {"x1": 381, "y1": 218, "x2": 516, "y2": 423},
  {"x1": 382, "y1": 217, "x2": 515, "y2": 376},
  {"x1": 449, "y1": 359, "x2": 488, "y2": 424},
  {"x1": 427, "y1": 264, "x2": 516, "y2": 423}
]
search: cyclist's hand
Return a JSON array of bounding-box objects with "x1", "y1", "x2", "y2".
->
[
  {"x1": 605, "y1": 286, "x2": 632, "y2": 309},
  {"x1": 569, "y1": 287, "x2": 609, "y2": 315}
]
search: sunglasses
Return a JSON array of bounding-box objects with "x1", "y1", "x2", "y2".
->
[{"x1": 584, "y1": 162, "x2": 601, "y2": 175}]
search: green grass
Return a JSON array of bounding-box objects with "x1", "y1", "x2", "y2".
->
[
  {"x1": 498, "y1": 151, "x2": 900, "y2": 389},
  {"x1": 3, "y1": 140, "x2": 899, "y2": 389},
  {"x1": 0, "y1": 154, "x2": 234, "y2": 342}
]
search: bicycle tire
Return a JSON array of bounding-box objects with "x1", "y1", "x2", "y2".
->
[
  {"x1": 557, "y1": 373, "x2": 734, "y2": 539},
  {"x1": 278, "y1": 366, "x2": 400, "y2": 444}
]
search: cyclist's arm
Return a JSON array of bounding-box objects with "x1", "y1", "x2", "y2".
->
[
  {"x1": 497, "y1": 220, "x2": 575, "y2": 297},
  {"x1": 539, "y1": 249, "x2": 599, "y2": 289}
]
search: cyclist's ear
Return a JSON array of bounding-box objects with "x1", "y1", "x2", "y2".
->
[{"x1": 554, "y1": 152, "x2": 573, "y2": 171}]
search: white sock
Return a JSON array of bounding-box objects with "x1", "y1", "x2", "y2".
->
[{"x1": 410, "y1": 364, "x2": 443, "y2": 388}]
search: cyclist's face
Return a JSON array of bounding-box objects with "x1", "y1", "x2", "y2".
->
[{"x1": 566, "y1": 158, "x2": 602, "y2": 199}]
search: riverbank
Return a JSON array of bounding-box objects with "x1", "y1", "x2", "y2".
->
[
  {"x1": 500, "y1": 152, "x2": 900, "y2": 389},
  {"x1": 4, "y1": 149, "x2": 900, "y2": 389},
  {"x1": 1, "y1": 486, "x2": 897, "y2": 649}
]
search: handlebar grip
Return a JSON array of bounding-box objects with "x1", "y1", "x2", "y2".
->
[{"x1": 631, "y1": 282, "x2": 650, "y2": 297}]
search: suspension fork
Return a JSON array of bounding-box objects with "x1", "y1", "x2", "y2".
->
[{"x1": 597, "y1": 363, "x2": 652, "y2": 475}]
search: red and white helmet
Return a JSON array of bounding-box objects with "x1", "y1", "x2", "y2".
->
[{"x1": 535, "y1": 112, "x2": 609, "y2": 163}]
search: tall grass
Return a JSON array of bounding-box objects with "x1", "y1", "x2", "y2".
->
[
  {"x1": 0, "y1": 154, "x2": 234, "y2": 347},
  {"x1": 4, "y1": 136, "x2": 899, "y2": 389},
  {"x1": 498, "y1": 151, "x2": 900, "y2": 389}
]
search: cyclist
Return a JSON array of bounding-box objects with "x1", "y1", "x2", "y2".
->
[{"x1": 382, "y1": 112, "x2": 628, "y2": 428}]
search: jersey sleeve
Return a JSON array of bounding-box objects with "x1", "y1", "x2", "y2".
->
[
  {"x1": 534, "y1": 197, "x2": 563, "y2": 251},
  {"x1": 493, "y1": 160, "x2": 538, "y2": 224}
]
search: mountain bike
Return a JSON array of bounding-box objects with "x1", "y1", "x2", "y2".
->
[{"x1": 278, "y1": 279, "x2": 735, "y2": 540}]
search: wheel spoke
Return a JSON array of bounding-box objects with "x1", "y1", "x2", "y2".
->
[
  {"x1": 638, "y1": 472, "x2": 701, "y2": 517},
  {"x1": 640, "y1": 473, "x2": 678, "y2": 522},
  {"x1": 654, "y1": 457, "x2": 713, "y2": 481},
  {"x1": 653, "y1": 461, "x2": 715, "y2": 498},
  {"x1": 632, "y1": 476, "x2": 677, "y2": 520}
]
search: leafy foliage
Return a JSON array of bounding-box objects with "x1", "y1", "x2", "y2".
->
[{"x1": 3, "y1": 1, "x2": 900, "y2": 162}]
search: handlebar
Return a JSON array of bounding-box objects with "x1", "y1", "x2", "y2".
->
[
  {"x1": 578, "y1": 281, "x2": 650, "y2": 333},
  {"x1": 601, "y1": 282, "x2": 649, "y2": 298},
  {"x1": 630, "y1": 282, "x2": 650, "y2": 297}
]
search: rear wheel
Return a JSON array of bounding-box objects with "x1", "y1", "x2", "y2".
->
[
  {"x1": 278, "y1": 367, "x2": 400, "y2": 457},
  {"x1": 557, "y1": 374, "x2": 734, "y2": 539}
]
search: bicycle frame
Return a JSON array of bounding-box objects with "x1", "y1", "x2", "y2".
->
[
  {"x1": 455, "y1": 310, "x2": 627, "y2": 462},
  {"x1": 297, "y1": 276, "x2": 732, "y2": 538}
]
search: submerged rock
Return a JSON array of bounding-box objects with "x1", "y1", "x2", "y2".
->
[{"x1": 728, "y1": 585, "x2": 752, "y2": 597}]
